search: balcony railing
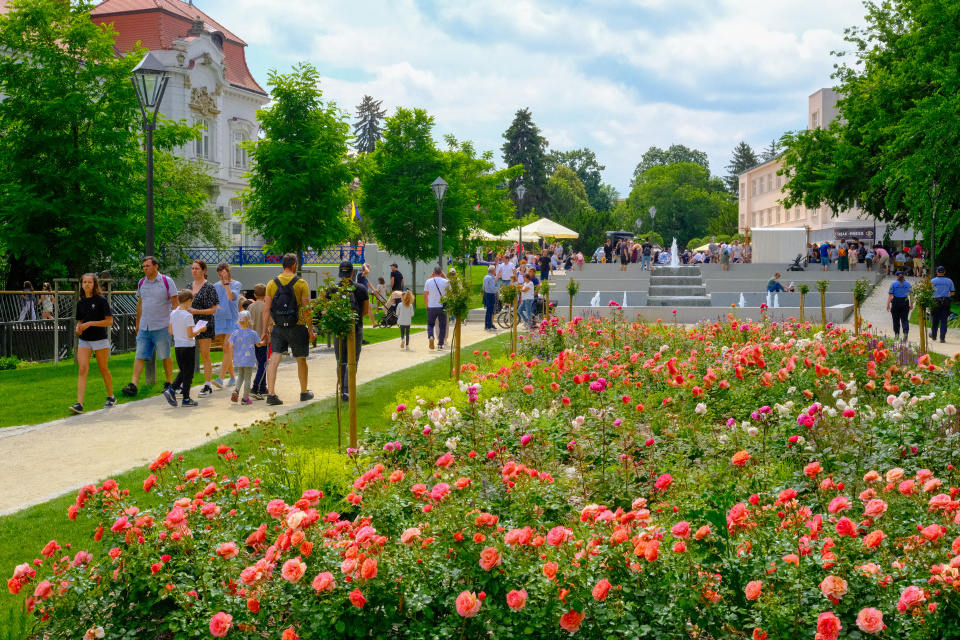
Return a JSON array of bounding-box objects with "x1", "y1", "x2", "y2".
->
[{"x1": 183, "y1": 245, "x2": 365, "y2": 266}]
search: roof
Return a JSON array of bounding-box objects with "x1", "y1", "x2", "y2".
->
[{"x1": 90, "y1": 0, "x2": 266, "y2": 95}]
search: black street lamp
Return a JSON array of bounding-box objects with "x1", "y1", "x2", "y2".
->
[
  {"x1": 131, "y1": 51, "x2": 170, "y2": 257},
  {"x1": 431, "y1": 177, "x2": 448, "y2": 269},
  {"x1": 648, "y1": 206, "x2": 657, "y2": 238},
  {"x1": 516, "y1": 184, "x2": 526, "y2": 248}
]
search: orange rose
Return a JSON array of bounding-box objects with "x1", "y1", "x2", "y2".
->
[
  {"x1": 592, "y1": 578, "x2": 612, "y2": 601},
  {"x1": 819, "y1": 575, "x2": 848, "y2": 599},
  {"x1": 479, "y1": 547, "x2": 502, "y2": 571},
  {"x1": 745, "y1": 580, "x2": 762, "y2": 601},
  {"x1": 360, "y1": 558, "x2": 378, "y2": 580},
  {"x1": 856, "y1": 608, "x2": 884, "y2": 634},
  {"x1": 559, "y1": 610, "x2": 585, "y2": 633},
  {"x1": 731, "y1": 450, "x2": 751, "y2": 467},
  {"x1": 543, "y1": 562, "x2": 558, "y2": 580},
  {"x1": 862, "y1": 530, "x2": 886, "y2": 549},
  {"x1": 885, "y1": 467, "x2": 904, "y2": 483}
]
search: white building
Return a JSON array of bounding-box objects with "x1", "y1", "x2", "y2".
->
[
  {"x1": 739, "y1": 88, "x2": 913, "y2": 245},
  {"x1": 87, "y1": 0, "x2": 270, "y2": 247}
]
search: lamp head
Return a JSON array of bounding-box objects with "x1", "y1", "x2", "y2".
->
[
  {"x1": 131, "y1": 51, "x2": 169, "y2": 109},
  {"x1": 516, "y1": 184, "x2": 526, "y2": 201},
  {"x1": 648, "y1": 206, "x2": 657, "y2": 219},
  {"x1": 430, "y1": 177, "x2": 448, "y2": 203}
]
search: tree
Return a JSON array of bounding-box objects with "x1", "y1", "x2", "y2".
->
[
  {"x1": 541, "y1": 166, "x2": 610, "y2": 253},
  {"x1": 723, "y1": 142, "x2": 760, "y2": 197},
  {"x1": 631, "y1": 144, "x2": 709, "y2": 184},
  {"x1": 353, "y1": 95, "x2": 387, "y2": 154},
  {"x1": 439, "y1": 135, "x2": 524, "y2": 261},
  {"x1": 361, "y1": 107, "x2": 445, "y2": 298},
  {"x1": 779, "y1": 0, "x2": 960, "y2": 268},
  {"x1": 242, "y1": 63, "x2": 353, "y2": 266},
  {"x1": 501, "y1": 108, "x2": 549, "y2": 217},
  {"x1": 0, "y1": 0, "x2": 146, "y2": 286},
  {"x1": 761, "y1": 139, "x2": 780, "y2": 162},
  {"x1": 547, "y1": 148, "x2": 617, "y2": 212},
  {"x1": 626, "y1": 162, "x2": 734, "y2": 248}
]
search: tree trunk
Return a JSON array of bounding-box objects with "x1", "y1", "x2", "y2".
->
[
  {"x1": 451, "y1": 317, "x2": 462, "y2": 380},
  {"x1": 919, "y1": 307, "x2": 927, "y2": 355},
  {"x1": 820, "y1": 291, "x2": 826, "y2": 328},
  {"x1": 853, "y1": 299, "x2": 859, "y2": 335},
  {"x1": 511, "y1": 299, "x2": 518, "y2": 354},
  {"x1": 411, "y1": 259, "x2": 418, "y2": 309},
  {"x1": 799, "y1": 294, "x2": 805, "y2": 322},
  {"x1": 545, "y1": 288, "x2": 550, "y2": 324},
  {"x1": 569, "y1": 297, "x2": 573, "y2": 323}
]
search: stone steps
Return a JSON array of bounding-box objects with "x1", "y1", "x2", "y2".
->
[
  {"x1": 646, "y1": 296, "x2": 712, "y2": 307},
  {"x1": 647, "y1": 265, "x2": 711, "y2": 307},
  {"x1": 649, "y1": 276, "x2": 703, "y2": 286},
  {"x1": 648, "y1": 285, "x2": 706, "y2": 297}
]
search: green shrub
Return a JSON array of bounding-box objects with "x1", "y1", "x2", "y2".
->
[{"x1": 0, "y1": 356, "x2": 19, "y2": 371}]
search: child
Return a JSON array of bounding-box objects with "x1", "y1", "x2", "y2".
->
[
  {"x1": 164, "y1": 289, "x2": 204, "y2": 407},
  {"x1": 228, "y1": 310, "x2": 259, "y2": 405},
  {"x1": 247, "y1": 284, "x2": 268, "y2": 400},
  {"x1": 70, "y1": 273, "x2": 115, "y2": 415},
  {"x1": 397, "y1": 290, "x2": 415, "y2": 350}
]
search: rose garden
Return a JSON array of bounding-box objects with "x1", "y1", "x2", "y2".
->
[{"x1": 7, "y1": 312, "x2": 960, "y2": 639}]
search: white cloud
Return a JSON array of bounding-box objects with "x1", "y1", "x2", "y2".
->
[{"x1": 204, "y1": 0, "x2": 866, "y2": 191}]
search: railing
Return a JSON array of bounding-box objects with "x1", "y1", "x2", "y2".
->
[
  {"x1": 0, "y1": 313, "x2": 138, "y2": 362},
  {"x1": 184, "y1": 245, "x2": 365, "y2": 266}
]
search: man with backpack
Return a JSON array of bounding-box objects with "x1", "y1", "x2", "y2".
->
[
  {"x1": 325, "y1": 260, "x2": 370, "y2": 402},
  {"x1": 260, "y1": 253, "x2": 315, "y2": 406},
  {"x1": 121, "y1": 256, "x2": 177, "y2": 397}
]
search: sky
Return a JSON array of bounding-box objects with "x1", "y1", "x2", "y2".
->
[{"x1": 201, "y1": 0, "x2": 867, "y2": 195}]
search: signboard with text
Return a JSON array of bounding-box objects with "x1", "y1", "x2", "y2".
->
[{"x1": 833, "y1": 227, "x2": 875, "y2": 239}]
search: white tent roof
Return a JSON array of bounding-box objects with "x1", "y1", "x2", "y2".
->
[
  {"x1": 520, "y1": 218, "x2": 579, "y2": 239},
  {"x1": 470, "y1": 227, "x2": 540, "y2": 243}
]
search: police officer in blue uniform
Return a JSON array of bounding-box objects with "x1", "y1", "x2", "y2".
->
[
  {"x1": 886, "y1": 270, "x2": 913, "y2": 341},
  {"x1": 929, "y1": 266, "x2": 955, "y2": 343}
]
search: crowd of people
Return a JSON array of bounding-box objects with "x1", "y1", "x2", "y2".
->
[
  {"x1": 594, "y1": 236, "x2": 752, "y2": 268},
  {"x1": 807, "y1": 239, "x2": 931, "y2": 275}
]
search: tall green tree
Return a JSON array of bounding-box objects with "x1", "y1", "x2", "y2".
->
[
  {"x1": 353, "y1": 95, "x2": 387, "y2": 155},
  {"x1": 542, "y1": 166, "x2": 610, "y2": 252},
  {"x1": 626, "y1": 162, "x2": 734, "y2": 248},
  {"x1": 631, "y1": 144, "x2": 710, "y2": 184},
  {"x1": 761, "y1": 139, "x2": 780, "y2": 162},
  {"x1": 361, "y1": 107, "x2": 445, "y2": 297},
  {"x1": 440, "y1": 135, "x2": 524, "y2": 261},
  {"x1": 546, "y1": 148, "x2": 617, "y2": 212},
  {"x1": 501, "y1": 108, "x2": 549, "y2": 217},
  {"x1": 779, "y1": 0, "x2": 960, "y2": 267},
  {"x1": 723, "y1": 141, "x2": 760, "y2": 197},
  {"x1": 242, "y1": 63, "x2": 353, "y2": 266},
  {"x1": 0, "y1": 0, "x2": 144, "y2": 286}
]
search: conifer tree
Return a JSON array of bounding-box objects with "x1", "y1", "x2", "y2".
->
[{"x1": 353, "y1": 95, "x2": 387, "y2": 154}]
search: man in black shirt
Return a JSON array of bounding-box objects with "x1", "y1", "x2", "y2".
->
[
  {"x1": 327, "y1": 261, "x2": 370, "y2": 402},
  {"x1": 641, "y1": 238, "x2": 653, "y2": 271},
  {"x1": 389, "y1": 263, "x2": 404, "y2": 292},
  {"x1": 603, "y1": 241, "x2": 612, "y2": 264},
  {"x1": 537, "y1": 251, "x2": 552, "y2": 281}
]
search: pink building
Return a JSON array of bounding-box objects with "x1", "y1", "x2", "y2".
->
[{"x1": 738, "y1": 88, "x2": 912, "y2": 245}]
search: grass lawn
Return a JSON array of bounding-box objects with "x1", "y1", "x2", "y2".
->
[
  {"x1": 0, "y1": 332, "x2": 509, "y2": 639},
  {"x1": 0, "y1": 327, "x2": 421, "y2": 430},
  {"x1": 908, "y1": 300, "x2": 960, "y2": 326}
]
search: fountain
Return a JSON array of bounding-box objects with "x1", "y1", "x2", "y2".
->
[
  {"x1": 670, "y1": 238, "x2": 679, "y2": 268},
  {"x1": 739, "y1": 293, "x2": 746, "y2": 308},
  {"x1": 623, "y1": 291, "x2": 628, "y2": 308},
  {"x1": 766, "y1": 291, "x2": 772, "y2": 308},
  {"x1": 590, "y1": 291, "x2": 600, "y2": 307},
  {"x1": 774, "y1": 294, "x2": 780, "y2": 308}
]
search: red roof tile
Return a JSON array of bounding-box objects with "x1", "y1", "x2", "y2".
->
[{"x1": 90, "y1": 0, "x2": 266, "y2": 95}]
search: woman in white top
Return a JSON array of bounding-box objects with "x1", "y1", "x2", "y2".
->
[
  {"x1": 518, "y1": 273, "x2": 535, "y2": 328},
  {"x1": 396, "y1": 290, "x2": 415, "y2": 350}
]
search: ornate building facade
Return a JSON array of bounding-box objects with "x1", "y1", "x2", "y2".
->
[{"x1": 88, "y1": 0, "x2": 269, "y2": 247}]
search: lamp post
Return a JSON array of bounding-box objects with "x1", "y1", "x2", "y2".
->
[
  {"x1": 131, "y1": 51, "x2": 169, "y2": 385},
  {"x1": 431, "y1": 177, "x2": 448, "y2": 269},
  {"x1": 131, "y1": 51, "x2": 170, "y2": 257},
  {"x1": 516, "y1": 184, "x2": 526, "y2": 249},
  {"x1": 648, "y1": 206, "x2": 657, "y2": 239}
]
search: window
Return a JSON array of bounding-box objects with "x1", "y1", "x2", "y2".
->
[
  {"x1": 776, "y1": 176, "x2": 782, "y2": 189},
  {"x1": 740, "y1": 182, "x2": 745, "y2": 201},
  {"x1": 767, "y1": 175, "x2": 773, "y2": 192},
  {"x1": 195, "y1": 118, "x2": 213, "y2": 159},
  {"x1": 798, "y1": 208, "x2": 805, "y2": 220},
  {"x1": 754, "y1": 212, "x2": 760, "y2": 227},
  {"x1": 231, "y1": 223, "x2": 243, "y2": 235},
  {"x1": 812, "y1": 111, "x2": 819, "y2": 129},
  {"x1": 740, "y1": 213, "x2": 745, "y2": 227},
  {"x1": 233, "y1": 130, "x2": 248, "y2": 169},
  {"x1": 776, "y1": 207, "x2": 781, "y2": 223},
  {"x1": 812, "y1": 208, "x2": 819, "y2": 217},
  {"x1": 752, "y1": 180, "x2": 757, "y2": 196}
]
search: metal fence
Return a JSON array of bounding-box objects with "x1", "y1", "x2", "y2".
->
[
  {"x1": 184, "y1": 245, "x2": 365, "y2": 267},
  {"x1": 0, "y1": 292, "x2": 141, "y2": 362}
]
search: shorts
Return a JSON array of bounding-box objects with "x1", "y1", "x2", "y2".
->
[
  {"x1": 878, "y1": 255, "x2": 889, "y2": 265},
  {"x1": 216, "y1": 319, "x2": 238, "y2": 337},
  {"x1": 821, "y1": 256, "x2": 829, "y2": 266},
  {"x1": 721, "y1": 253, "x2": 730, "y2": 265},
  {"x1": 271, "y1": 324, "x2": 309, "y2": 359},
  {"x1": 78, "y1": 338, "x2": 110, "y2": 352},
  {"x1": 135, "y1": 328, "x2": 172, "y2": 360}
]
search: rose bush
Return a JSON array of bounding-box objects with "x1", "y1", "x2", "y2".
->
[{"x1": 8, "y1": 314, "x2": 960, "y2": 638}]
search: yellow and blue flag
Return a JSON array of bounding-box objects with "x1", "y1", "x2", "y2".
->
[{"x1": 352, "y1": 201, "x2": 362, "y2": 221}]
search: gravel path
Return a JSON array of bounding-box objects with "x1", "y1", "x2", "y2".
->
[
  {"x1": 0, "y1": 322, "x2": 501, "y2": 516},
  {"x1": 838, "y1": 274, "x2": 959, "y2": 357}
]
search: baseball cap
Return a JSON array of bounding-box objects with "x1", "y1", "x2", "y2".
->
[
  {"x1": 895, "y1": 270, "x2": 903, "y2": 276},
  {"x1": 338, "y1": 260, "x2": 354, "y2": 278},
  {"x1": 937, "y1": 265, "x2": 945, "y2": 273}
]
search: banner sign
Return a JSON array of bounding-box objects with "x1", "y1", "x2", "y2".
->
[{"x1": 833, "y1": 227, "x2": 875, "y2": 239}]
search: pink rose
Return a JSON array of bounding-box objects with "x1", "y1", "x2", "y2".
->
[
  {"x1": 745, "y1": 580, "x2": 762, "y2": 601},
  {"x1": 209, "y1": 611, "x2": 233, "y2": 638},
  {"x1": 33, "y1": 580, "x2": 53, "y2": 601},
  {"x1": 670, "y1": 521, "x2": 691, "y2": 539},
  {"x1": 816, "y1": 611, "x2": 842, "y2": 638},
  {"x1": 592, "y1": 578, "x2": 612, "y2": 601},
  {"x1": 546, "y1": 526, "x2": 570, "y2": 547},
  {"x1": 559, "y1": 610, "x2": 585, "y2": 633},
  {"x1": 312, "y1": 571, "x2": 335, "y2": 593},
  {"x1": 827, "y1": 496, "x2": 851, "y2": 514},
  {"x1": 456, "y1": 590, "x2": 481, "y2": 617},
  {"x1": 266, "y1": 499, "x2": 288, "y2": 518},
  {"x1": 281, "y1": 557, "x2": 307, "y2": 583},
  {"x1": 864, "y1": 499, "x2": 888, "y2": 518},
  {"x1": 216, "y1": 542, "x2": 238, "y2": 560},
  {"x1": 897, "y1": 585, "x2": 926, "y2": 613},
  {"x1": 349, "y1": 588, "x2": 366, "y2": 608},
  {"x1": 654, "y1": 474, "x2": 672, "y2": 491},
  {"x1": 856, "y1": 608, "x2": 884, "y2": 634},
  {"x1": 506, "y1": 588, "x2": 528, "y2": 610},
  {"x1": 479, "y1": 547, "x2": 502, "y2": 571}
]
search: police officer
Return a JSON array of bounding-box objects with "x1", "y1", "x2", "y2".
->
[
  {"x1": 929, "y1": 266, "x2": 956, "y2": 344},
  {"x1": 886, "y1": 270, "x2": 913, "y2": 341}
]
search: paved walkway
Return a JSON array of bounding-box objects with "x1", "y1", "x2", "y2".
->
[
  {"x1": 838, "y1": 274, "x2": 958, "y2": 357},
  {"x1": 0, "y1": 323, "x2": 502, "y2": 516}
]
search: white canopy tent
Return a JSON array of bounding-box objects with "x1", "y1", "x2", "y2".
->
[
  {"x1": 520, "y1": 218, "x2": 579, "y2": 239},
  {"x1": 470, "y1": 227, "x2": 540, "y2": 243}
]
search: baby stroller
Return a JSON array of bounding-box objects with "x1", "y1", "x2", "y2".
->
[
  {"x1": 786, "y1": 254, "x2": 805, "y2": 272},
  {"x1": 372, "y1": 289, "x2": 399, "y2": 328}
]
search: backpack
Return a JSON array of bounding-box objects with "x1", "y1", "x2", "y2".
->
[
  {"x1": 270, "y1": 276, "x2": 301, "y2": 327},
  {"x1": 138, "y1": 274, "x2": 173, "y2": 297}
]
